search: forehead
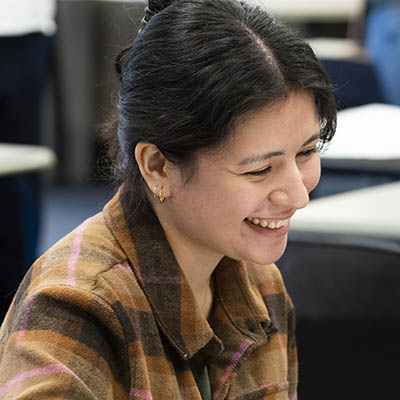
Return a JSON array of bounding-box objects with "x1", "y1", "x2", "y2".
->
[
  {"x1": 192, "y1": 93, "x2": 320, "y2": 172},
  {"x1": 202, "y1": 92, "x2": 320, "y2": 166}
]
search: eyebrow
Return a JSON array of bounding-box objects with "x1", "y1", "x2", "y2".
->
[
  {"x1": 238, "y1": 133, "x2": 320, "y2": 166},
  {"x1": 302, "y1": 133, "x2": 320, "y2": 147}
]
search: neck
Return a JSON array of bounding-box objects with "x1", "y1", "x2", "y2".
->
[
  {"x1": 156, "y1": 210, "x2": 221, "y2": 318},
  {"x1": 170, "y1": 236, "x2": 219, "y2": 319}
]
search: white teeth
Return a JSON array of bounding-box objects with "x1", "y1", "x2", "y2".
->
[{"x1": 247, "y1": 218, "x2": 290, "y2": 229}]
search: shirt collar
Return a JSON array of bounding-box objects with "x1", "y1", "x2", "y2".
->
[{"x1": 103, "y1": 191, "x2": 272, "y2": 359}]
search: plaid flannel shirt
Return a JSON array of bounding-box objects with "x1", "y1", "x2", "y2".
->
[{"x1": 0, "y1": 191, "x2": 298, "y2": 399}]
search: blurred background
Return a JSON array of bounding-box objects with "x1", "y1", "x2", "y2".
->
[{"x1": 1, "y1": 0, "x2": 400, "y2": 398}]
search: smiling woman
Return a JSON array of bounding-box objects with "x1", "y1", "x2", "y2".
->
[
  {"x1": 0, "y1": 0, "x2": 336, "y2": 399},
  {"x1": 147, "y1": 93, "x2": 322, "y2": 279}
]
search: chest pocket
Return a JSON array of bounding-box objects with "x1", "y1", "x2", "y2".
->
[{"x1": 234, "y1": 381, "x2": 289, "y2": 400}]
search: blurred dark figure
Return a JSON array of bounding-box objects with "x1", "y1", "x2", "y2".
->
[
  {"x1": 365, "y1": 0, "x2": 400, "y2": 106},
  {"x1": 0, "y1": 1, "x2": 56, "y2": 321}
]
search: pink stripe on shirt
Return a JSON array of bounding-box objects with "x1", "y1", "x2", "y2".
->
[
  {"x1": 214, "y1": 338, "x2": 253, "y2": 399},
  {"x1": 114, "y1": 264, "x2": 132, "y2": 274},
  {"x1": 66, "y1": 218, "x2": 91, "y2": 286},
  {"x1": 130, "y1": 388, "x2": 153, "y2": 400},
  {"x1": 141, "y1": 276, "x2": 183, "y2": 285},
  {"x1": 17, "y1": 294, "x2": 37, "y2": 341},
  {"x1": 249, "y1": 383, "x2": 275, "y2": 393},
  {"x1": 0, "y1": 364, "x2": 78, "y2": 396}
]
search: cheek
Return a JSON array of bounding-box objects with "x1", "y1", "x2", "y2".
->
[
  {"x1": 205, "y1": 187, "x2": 251, "y2": 218},
  {"x1": 171, "y1": 178, "x2": 231, "y2": 219},
  {"x1": 303, "y1": 157, "x2": 321, "y2": 193},
  {"x1": 191, "y1": 185, "x2": 253, "y2": 227}
]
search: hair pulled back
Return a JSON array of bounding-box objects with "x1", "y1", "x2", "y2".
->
[{"x1": 104, "y1": 0, "x2": 336, "y2": 221}]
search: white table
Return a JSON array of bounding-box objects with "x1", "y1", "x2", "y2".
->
[
  {"x1": 290, "y1": 181, "x2": 400, "y2": 240},
  {"x1": 60, "y1": 0, "x2": 143, "y2": 2},
  {"x1": 61, "y1": 0, "x2": 364, "y2": 22},
  {"x1": 321, "y1": 103, "x2": 400, "y2": 173},
  {"x1": 0, "y1": 143, "x2": 57, "y2": 177},
  {"x1": 251, "y1": 0, "x2": 364, "y2": 22}
]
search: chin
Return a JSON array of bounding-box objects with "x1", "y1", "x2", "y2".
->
[{"x1": 245, "y1": 242, "x2": 288, "y2": 266}]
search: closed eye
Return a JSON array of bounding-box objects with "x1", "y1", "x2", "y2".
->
[
  {"x1": 297, "y1": 146, "x2": 318, "y2": 157},
  {"x1": 245, "y1": 166, "x2": 272, "y2": 176}
]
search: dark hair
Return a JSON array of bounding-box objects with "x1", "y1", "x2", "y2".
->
[{"x1": 103, "y1": 0, "x2": 336, "y2": 221}]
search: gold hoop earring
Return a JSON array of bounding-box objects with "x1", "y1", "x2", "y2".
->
[{"x1": 158, "y1": 187, "x2": 165, "y2": 203}]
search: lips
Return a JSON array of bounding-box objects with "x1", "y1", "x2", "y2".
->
[{"x1": 246, "y1": 217, "x2": 290, "y2": 229}]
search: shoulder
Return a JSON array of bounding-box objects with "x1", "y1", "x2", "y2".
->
[
  {"x1": 9, "y1": 211, "x2": 149, "y2": 327},
  {"x1": 31, "y1": 212, "x2": 128, "y2": 291}
]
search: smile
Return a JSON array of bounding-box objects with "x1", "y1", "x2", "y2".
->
[{"x1": 246, "y1": 217, "x2": 290, "y2": 229}]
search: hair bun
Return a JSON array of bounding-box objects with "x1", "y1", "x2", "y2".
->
[{"x1": 142, "y1": 0, "x2": 174, "y2": 27}]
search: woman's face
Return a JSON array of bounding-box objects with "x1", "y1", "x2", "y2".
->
[{"x1": 162, "y1": 92, "x2": 321, "y2": 266}]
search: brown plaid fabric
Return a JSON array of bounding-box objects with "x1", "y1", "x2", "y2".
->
[{"x1": 0, "y1": 191, "x2": 298, "y2": 399}]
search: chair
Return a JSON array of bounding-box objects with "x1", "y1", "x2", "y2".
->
[
  {"x1": 307, "y1": 35, "x2": 384, "y2": 110},
  {"x1": 303, "y1": 0, "x2": 385, "y2": 110},
  {"x1": 277, "y1": 232, "x2": 400, "y2": 400},
  {"x1": 319, "y1": 57, "x2": 383, "y2": 109}
]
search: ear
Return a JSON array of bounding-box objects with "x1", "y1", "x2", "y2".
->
[{"x1": 135, "y1": 142, "x2": 171, "y2": 199}]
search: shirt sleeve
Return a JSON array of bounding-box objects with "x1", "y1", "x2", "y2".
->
[
  {"x1": 0, "y1": 285, "x2": 129, "y2": 399},
  {"x1": 286, "y1": 292, "x2": 298, "y2": 400}
]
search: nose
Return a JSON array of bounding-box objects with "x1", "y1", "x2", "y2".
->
[{"x1": 268, "y1": 166, "x2": 310, "y2": 210}]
